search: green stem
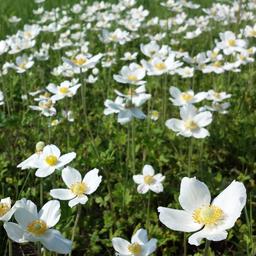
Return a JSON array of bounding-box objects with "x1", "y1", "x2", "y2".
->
[
  {"x1": 69, "y1": 205, "x2": 82, "y2": 256},
  {"x1": 40, "y1": 180, "x2": 43, "y2": 207},
  {"x1": 203, "y1": 240, "x2": 211, "y2": 256},
  {"x1": 187, "y1": 139, "x2": 193, "y2": 177},
  {"x1": 8, "y1": 239, "x2": 12, "y2": 256},
  {"x1": 146, "y1": 191, "x2": 151, "y2": 231},
  {"x1": 131, "y1": 119, "x2": 136, "y2": 174},
  {"x1": 183, "y1": 234, "x2": 187, "y2": 256},
  {"x1": 37, "y1": 242, "x2": 41, "y2": 256}
]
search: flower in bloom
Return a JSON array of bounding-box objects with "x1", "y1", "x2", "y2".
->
[
  {"x1": 50, "y1": 166, "x2": 102, "y2": 207},
  {"x1": 165, "y1": 105, "x2": 212, "y2": 139},
  {"x1": 46, "y1": 79, "x2": 81, "y2": 101},
  {"x1": 206, "y1": 90, "x2": 231, "y2": 102},
  {"x1": 133, "y1": 165, "x2": 165, "y2": 194},
  {"x1": 169, "y1": 86, "x2": 207, "y2": 106},
  {"x1": 35, "y1": 144, "x2": 76, "y2": 178},
  {"x1": 4, "y1": 200, "x2": 72, "y2": 254},
  {"x1": 113, "y1": 63, "x2": 146, "y2": 85},
  {"x1": 112, "y1": 228, "x2": 157, "y2": 256},
  {"x1": 9, "y1": 54, "x2": 34, "y2": 73},
  {"x1": 158, "y1": 177, "x2": 246, "y2": 246},
  {"x1": 0, "y1": 197, "x2": 16, "y2": 222}
]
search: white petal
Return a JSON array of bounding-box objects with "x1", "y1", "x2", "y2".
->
[
  {"x1": 165, "y1": 119, "x2": 184, "y2": 132},
  {"x1": 50, "y1": 189, "x2": 75, "y2": 200},
  {"x1": 112, "y1": 238, "x2": 130, "y2": 254},
  {"x1": 131, "y1": 228, "x2": 148, "y2": 244},
  {"x1": 62, "y1": 166, "x2": 82, "y2": 188},
  {"x1": 158, "y1": 207, "x2": 202, "y2": 232},
  {"x1": 212, "y1": 181, "x2": 246, "y2": 230},
  {"x1": 192, "y1": 128, "x2": 209, "y2": 139},
  {"x1": 188, "y1": 228, "x2": 228, "y2": 246},
  {"x1": 13, "y1": 199, "x2": 38, "y2": 216},
  {"x1": 35, "y1": 166, "x2": 55, "y2": 178},
  {"x1": 133, "y1": 175, "x2": 144, "y2": 184},
  {"x1": 193, "y1": 111, "x2": 212, "y2": 127},
  {"x1": 68, "y1": 195, "x2": 88, "y2": 208},
  {"x1": 40, "y1": 229, "x2": 72, "y2": 254},
  {"x1": 4, "y1": 222, "x2": 27, "y2": 243},
  {"x1": 180, "y1": 105, "x2": 197, "y2": 120},
  {"x1": 150, "y1": 183, "x2": 164, "y2": 193},
  {"x1": 169, "y1": 86, "x2": 181, "y2": 98},
  {"x1": 14, "y1": 208, "x2": 37, "y2": 229},
  {"x1": 57, "y1": 152, "x2": 76, "y2": 168},
  {"x1": 179, "y1": 177, "x2": 211, "y2": 213},
  {"x1": 83, "y1": 168, "x2": 102, "y2": 195},
  {"x1": 43, "y1": 145, "x2": 60, "y2": 158},
  {"x1": 137, "y1": 184, "x2": 150, "y2": 194},
  {"x1": 142, "y1": 165, "x2": 155, "y2": 176},
  {"x1": 39, "y1": 200, "x2": 60, "y2": 228},
  {"x1": 144, "y1": 238, "x2": 157, "y2": 255}
]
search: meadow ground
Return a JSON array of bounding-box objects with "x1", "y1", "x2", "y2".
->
[{"x1": 0, "y1": 0, "x2": 255, "y2": 255}]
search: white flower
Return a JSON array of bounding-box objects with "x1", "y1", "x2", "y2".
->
[
  {"x1": 4, "y1": 200, "x2": 72, "y2": 254},
  {"x1": 113, "y1": 63, "x2": 146, "y2": 85},
  {"x1": 0, "y1": 198, "x2": 16, "y2": 222},
  {"x1": 169, "y1": 87, "x2": 207, "y2": 106},
  {"x1": 165, "y1": 105, "x2": 212, "y2": 139},
  {"x1": 10, "y1": 54, "x2": 34, "y2": 73},
  {"x1": 244, "y1": 25, "x2": 256, "y2": 38},
  {"x1": 114, "y1": 85, "x2": 151, "y2": 107},
  {"x1": 112, "y1": 228, "x2": 157, "y2": 256},
  {"x1": 29, "y1": 97, "x2": 56, "y2": 117},
  {"x1": 202, "y1": 102, "x2": 231, "y2": 114},
  {"x1": 140, "y1": 41, "x2": 160, "y2": 58},
  {"x1": 0, "y1": 41, "x2": 8, "y2": 55},
  {"x1": 35, "y1": 144, "x2": 76, "y2": 178},
  {"x1": 121, "y1": 52, "x2": 138, "y2": 61},
  {"x1": 47, "y1": 79, "x2": 81, "y2": 101},
  {"x1": 8, "y1": 16, "x2": 21, "y2": 23},
  {"x1": 176, "y1": 66, "x2": 194, "y2": 78},
  {"x1": 50, "y1": 167, "x2": 102, "y2": 208},
  {"x1": 133, "y1": 165, "x2": 165, "y2": 194},
  {"x1": 158, "y1": 177, "x2": 246, "y2": 246},
  {"x1": 207, "y1": 90, "x2": 231, "y2": 102},
  {"x1": 104, "y1": 96, "x2": 147, "y2": 125},
  {"x1": 216, "y1": 31, "x2": 247, "y2": 55}
]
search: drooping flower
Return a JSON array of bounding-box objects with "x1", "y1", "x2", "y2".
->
[
  {"x1": 50, "y1": 166, "x2": 102, "y2": 208},
  {"x1": 112, "y1": 228, "x2": 157, "y2": 256},
  {"x1": 4, "y1": 200, "x2": 72, "y2": 254},
  {"x1": 158, "y1": 177, "x2": 246, "y2": 246},
  {"x1": 0, "y1": 197, "x2": 16, "y2": 222},
  {"x1": 133, "y1": 165, "x2": 165, "y2": 194},
  {"x1": 165, "y1": 104, "x2": 212, "y2": 139}
]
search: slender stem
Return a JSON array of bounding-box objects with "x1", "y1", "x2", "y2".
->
[
  {"x1": 203, "y1": 240, "x2": 211, "y2": 256},
  {"x1": 131, "y1": 119, "x2": 136, "y2": 174},
  {"x1": 146, "y1": 191, "x2": 151, "y2": 231},
  {"x1": 187, "y1": 139, "x2": 193, "y2": 177},
  {"x1": 69, "y1": 205, "x2": 82, "y2": 256},
  {"x1": 17, "y1": 169, "x2": 32, "y2": 199},
  {"x1": 183, "y1": 234, "x2": 187, "y2": 256},
  {"x1": 40, "y1": 180, "x2": 43, "y2": 207},
  {"x1": 8, "y1": 239, "x2": 12, "y2": 256},
  {"x1": 37, "y1": 242, "x2": 41, "y2": 256}
]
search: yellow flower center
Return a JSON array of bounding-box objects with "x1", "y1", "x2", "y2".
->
[
  {"x1": 185, "y1": 120, "x2": 198, "y2": 130},
  {"x1": 0, "y1": 203, "x2": 10, "y2": 217},
  {"x1": 213, "y1": 61, "x2": 222, "y2": 68},
  {"x1": 154, "y1": 62, "x2": 166, "y2": 70},
  {"x1": 144, "y1": 175, "x2": 155, "y2": 185},
  {"x1": 45, "y1": 155, "x2": 58, "y2": 166},
  {"x1": 151, "y1": 110, "x2": 159, "y2": 119},
  {"x1": 228, "y1": 39, "x2": 236, "y2": 47},
  {"x1": 19, "y1": 63, "x2": 27, "y2": 69},
  {"x1": 127, "y1": 75, "x2": 138, "y2": 82},
  {"x1": 181, "y1": 93, "x2": 193, "y2": 102},
  {"x1": 193, "y1": 205, "x2": 224, "y2": 226},
  {"x1": 128, "y1": 243, "x2": 142, "y2": 255},
  {"x1": 27, "y1": 219, "x2": 47, "y2": 236},
  {"x1": 59, "y1": 87, "x2": 69, "y2": 94},
  {"x1": 24, "y1": 31, "x2": 32, "y2": 38},
  {"x1": 70, "y1": 182, "x2": 88, "y2": 196},
  {"x1": 249, "y1": 30, "x2": 256, "y2": 37},
  {"x1": 72, "y1": 58, "x2": 87, "y2": 66},
  {"x1": 213, "y1": 92, "x2": 221, "y2": 99}
]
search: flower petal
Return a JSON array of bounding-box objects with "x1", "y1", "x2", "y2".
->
[
  {"x1": 112, "y1": 237, "x2": 130, "y2": 255},
  {"x1": 39, "y1": 200, "x2": 60, "y2": 228},
  {"x1": 179, "y1": 177, "x2": 211, "y2": 213},
  {"x1": 83, "y1": 168, "x2": 102, "y2": 195},
  {"x1": 212, "y1": 181, "x2": 246, "y2": 230},
  {"x1": 4, "y1": 222, "x2": 27, "y2": 243},
  {"x1": 50, "y1": 189, "x2": 75, "y2": 200},
  {"x1": 158, "y1": 207, "x2": 202, "y2": 232},
  {"x1": 62, "y1": 166, "x2": 82, "y2": 188},
  {"x1": 40, "y1": 229, "x2": 72, "y2": 254},
  {"x1": 68, "y1": 195, "x2": 88, "y2": 208},
  {"x1": 57, "y1": 152, "x2": 76, "y2": 168},
  {"x1": 142, "y1": 165, "x2": 155, "y2": 176}
]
